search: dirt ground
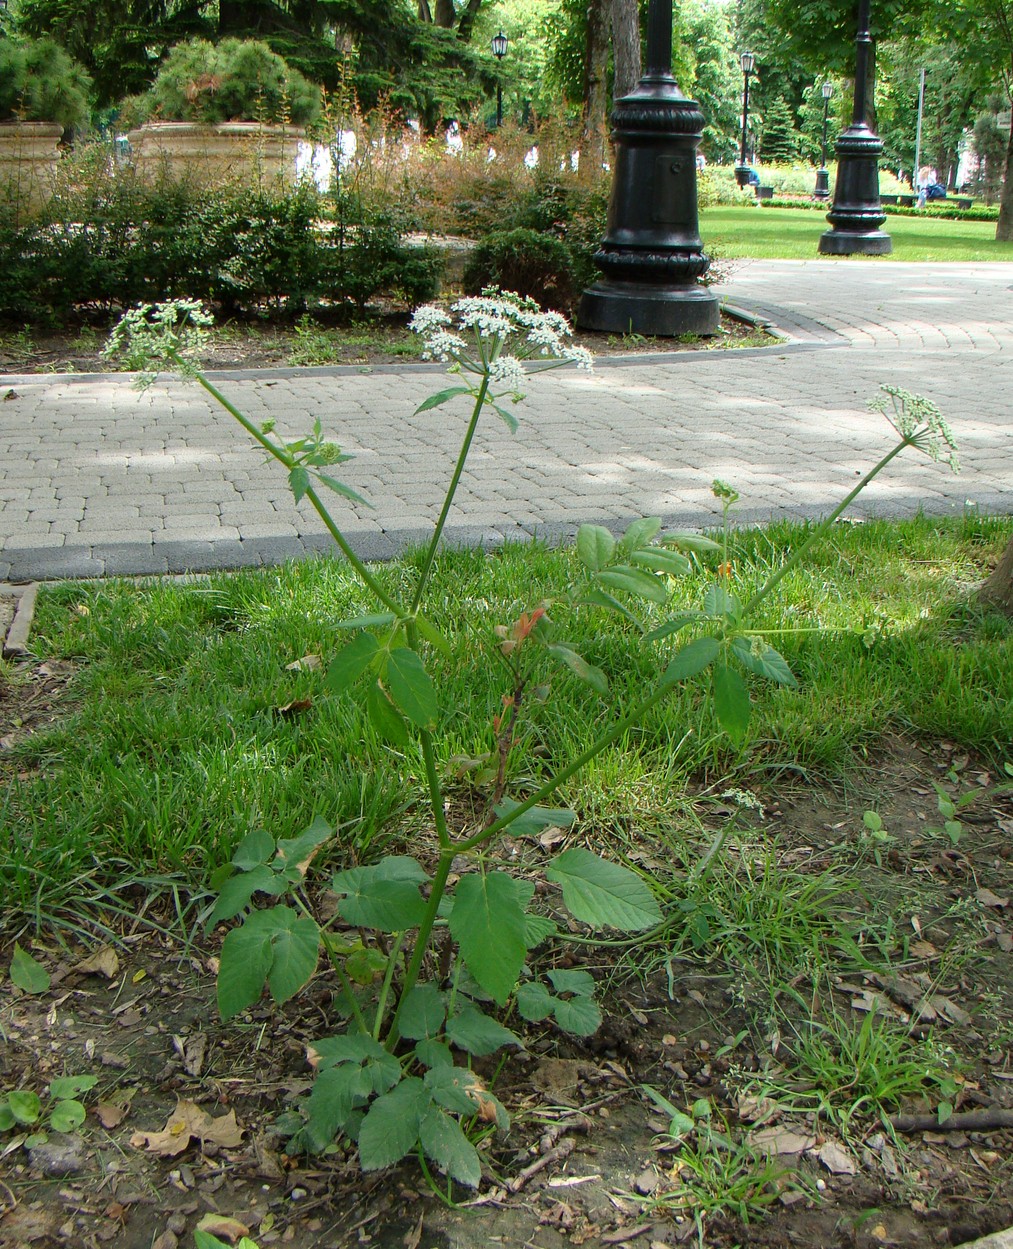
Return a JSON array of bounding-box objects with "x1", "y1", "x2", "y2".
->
[{"x1": 3, "y1": 643, "x2": 1013, "y2": 1249}]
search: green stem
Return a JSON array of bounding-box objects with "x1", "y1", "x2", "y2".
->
[
  {"x1": 743, "y1": 440, "x2": 909, "y2": 618},
  {"x1": 406, "y1": 619, "x2": 452, "y2": 852},
  {"x1": 372, "y1": 931, "x2": 406, "y2": 1041},
  {"x1": 410, "y1": 377, "x2": 490, "y2": 615},
  {"x1": 313, "y1": 923, "x2": 369, "y2": 1036},
  {"x1": 384, "y1": 849, "x2": 456, "y2": 1051}
]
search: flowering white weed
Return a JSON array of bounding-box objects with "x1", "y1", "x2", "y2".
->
[
  {"x1": 869, "y1": 385, "x2": 959, "y2": 473},
  {"x1": 104, "y1": 300, "x2": 213, "y2": 385}
]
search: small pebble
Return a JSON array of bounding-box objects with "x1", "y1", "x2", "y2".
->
[{"x1": 289, "y1": 1187, "x2": 308, "y2": 1201}]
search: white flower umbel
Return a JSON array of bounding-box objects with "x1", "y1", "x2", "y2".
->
[
  {"x1": 104, "y1": 300, "x2": 213, "y2": 386},
  {"x1": 869, "y1": 385, "x2": 960, "y2": 473}
]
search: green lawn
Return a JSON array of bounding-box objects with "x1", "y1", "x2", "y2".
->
[{"x1": 701, "y1": 205, "x2": 1013, "y2": 262}]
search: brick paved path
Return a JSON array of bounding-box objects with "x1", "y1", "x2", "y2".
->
[{"x1": 1, "y1": 260, "x2": 1010, "y2": 581}]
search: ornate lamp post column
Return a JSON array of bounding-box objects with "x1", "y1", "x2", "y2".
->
[
  {"x1": 491, "y1": 31, "x2": 508, "y2": 128},
  {"x1": 576, "y1": 0, "x2": 719, "y2": 337},
  {"x1": 734, "y1": 52, "x2": 755, "y2": 189},
  {"x1": 814, "y1": 81, "x2": 833, "y2": 199},
  {"x1": 818, "y1": 0, "x2": 890, "y2": 254}
]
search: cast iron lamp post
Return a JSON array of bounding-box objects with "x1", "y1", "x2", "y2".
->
[
  {"x1": 734, "y1": 52, "x2": 755, "y2": 189},
  {"x1": 814, "y1": 81, "x2": 833, "y2": 199},
  {"x1": 818, "y1": 0, "x2": 890, "y2": 254},
  {"x1": 491, "y1": 30, "x2": 507, "y2": 128},
  {"x1": 576, "y1": 0, "x2": 719, "y2": 337}
]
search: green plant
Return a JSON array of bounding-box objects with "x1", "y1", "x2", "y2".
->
[
  {"x1": 929, "y1": 760, "x2": 1013, "y2": 845},
  {"x1": 288, "y1": 313, "x2": 337, "y2": 366},
  {"x1": 103, "y1": 295, "x2": 962, "y2": 1190},
  {"x1": 139, "y1": 38, "x2": 320, "y2": 127},
  {"x1": 0, "y1": 1075, "x2": 98, "y2": 1142},
  {"x1": 462, "y1": 228, "x2": 577, "y2": 311},
  {"x1": 860, "y1": 810, "x2": 895, "y2": 864},
  {"x1": 0, "y1": 36, "x2": 93, "y2": 131}
]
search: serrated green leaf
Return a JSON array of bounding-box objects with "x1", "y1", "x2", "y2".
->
[
  {"x1": 326, "y1": 632, "x2": 380, "y2": 695},
  {"x1": 413, "y1": 612, "x2": 452, "y2": 655},
  {"x1": 662, "y1": 530, "x2": 721, "y2": 553},
  {"x1": 387, "y1": 647, "x2": 438, "y2": 730},
  {"x1": 545, "y1": 642, "x2": 608, "y2": 694},
  {"x1": 598, "y1": 566, "x2": 669, "y2": 604},
  {"x1": 547, "y1": 968, "x2": 596, "y2": 997},
  {"x1": 10, "y1": 943, "x2": 50, "y2": 994},
  {"x1": 702, "y1": 583, "x2": 742, "y2": 621},
  {"x1": 365, "y1": 680, "x2": 409, "y2": 746},
  {"x1": 309, "y1": 1034, "x2": 388, "y2": 1069},
  {"x1": 729, "y1": 638, "x2": 797, "y2": 687},
  {"x1": 415, "y1": 1039, "x2": 454, "y2": 1069},
  {"x1": 630, "y1": 548, "x2": 692, "y2": 577},
  {"x1": 713, "y1": 663, "x2": 751, "y2": 745},
  {"x1": 494, "y1": 797, "x2": 576, "y2": 837},
  {"x1": 552, "y1": 995, "x2": 602, "y2": 1036},
  {"x1": 576, "y1": 524, "x2": 615, "y2": 572},
  {"x1": 660, "y1": 636, "x2": 720, "y2": 688},
  {"x1": 424, "y1": 1065, "x2": 484, "y2": 1116},
  {"x1": 49, "y1": 1076, "x2": 97, "y2": 1100},
  {"x1": 231, "y1": 829, "x2": 276, "y2": 872},
  {"x1": 515, "y1": 981, "x2": 555, "y2": 1022},
  {"x1": 316, "y1": 472, "x2": 370, "y2": 508},
  {"x1": 304, "y1": 1065, "x2": 370, "y2": 1151},
  {"x1": 289, "y1": 465, "x2": 311, "y2": 503},
  {"x1": 546, "y1": 848, "x2": 661, "y2": 932},
  {"x1": 491, "y1": 403, "x2": 519, "y2": 433},
  {"x1": 523, "y1": 914, "x2": 558, "y2": 949},
  {"x1": 444, "y1": 1006, "x2": 521, "y2": 1056},
  {"x1": 217, "y1": 918, "x2": 274, "y2": 1021},
  {"x1": 397, "y1": 983, "x2": 447, "y2": 1040},
  {"x1": 448, "y1": 873, "x2": 528, "y2": 1005},
  {"x1": 49, "y1": 1100, "x2": 87, "y2": 1133},
  {"x1": 208, "y1": 864, "x2": 283, "y2": 927},
  {"x1": 8, "y1": 1090, "x2": 41, "y2": 1125},
  {"x1": 345, "y1": 947, "x2": 389, "y2": 984},
  {"x1": 579, "y1": 584, "x2": 645, "y2": 629},
  {"x1": 619, "y1": 516, "x2": 662, "y2": 552},
  {"x1": 419, "y1": 1107, "x2": 482, "y2": 1187},
  {"x1": 645, "y1": 611, "x2": 706, "y2": 644},
  {"x1": 357, "y1": 1077, "x2": 431, "y2": 1170},
  {"x1": 332, "y1": 872, "x2": 427, "y2": 931},
  {"x1": 415, "y1": 386, "x2": 471, "y2": 413}
]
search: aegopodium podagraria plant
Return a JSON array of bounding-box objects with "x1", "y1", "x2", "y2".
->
[{"x1": 105, "y1": 294, "x2": 959, "y2": 1192}]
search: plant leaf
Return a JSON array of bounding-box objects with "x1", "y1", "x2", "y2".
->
[
  {"x1": 415, "y1": 386, "x2": 471, "y2": 413},
  {"x1": 494, "y1": 797, "x2": 576, "y2": 837},
  {"x1": 523, "y1": 914, "x2": 558, "y2": 948},
  {"x1": 552, "y1": 995, "x2": 601, "y2": 1036},
  {"x1": 419, "y1": 1107, "x2": 482, "y2": 1187},
  {"x1": 598, "y1": 566, "x2": 669, "y2": 604},
  {"x1": 660, "y1": 636, "x2": 720, "y2": 688},
  {"x1": 713, "y1": 662, "x2": 751, "y2": 745},
  {"x1": 662, "y1": 531, "x2": 722, "y2": 553},
  {"x1": 619, "y1": 516, "x2": 662, "y2": 552},
  {"x1": 545, "y1": 642, "x2": 608, "y2": 694},
  {"x1": 49, "y1": 1100, "x2": 87, "y2": 1133},
  {"x1": 546, "y1": 848, "x2": 661, "y2": 931},
  {"x1": 547, "y1": 968, "x2": 596, "y2": 997},
  {"x1": 730, "y1": 638, "x2": 798, "y2": 687},
  {"x1": 630, "y1": 548, "x2": 692, "y2": 577},
  {"x1": 491, "y1": 403, "x2": 519, "y2": 433},
  {"x1": 334, "y1": 612, "x2": 397, "y2": 631},
  {"x1": 703, "y1": 584, "x2": 742, "y2": 621},
  {"x1": 231, "y1": 829, "x2": 276, "y2": 872},
  {"x1": 576, "y1": 524, "x2": 615, "y2": 572},
  {"x1": 415, "y1": 1039, "x2": 454, "y2": 1070},
  {"x1": 209, "y1": 864, "x2": 283, "y2": 927},
  {"x1": 304, "y1": 1064, "x2": 370, "y2": 1151},
  {"x1": 331, "y1": 868, "x2": 427, "y2": 931},
  {"x1": 10, "y1": 944, "x2": 50, "y2": 994},
  {"x1": 424, "y1": 1065, "x2": 486, "y2": 1116},
  {"x1": 396, "y1": 984, "x2": 447, "y2": 1041},
  {"x1": 326, "y1": 632, "x2": 380, "y2": 695},
  {"x1": 217, "y1": 917, "x2": 275, "y2": 1022},
  {"x1": 515, "y1": 981, "x2": 555, "y2": 1022},
  {"x1": 365, "y1": 680, "x2": 409, "y2": 746},
  {"x1": 357, "y1": 1077, "x2": 431, "y2": 1171},
  {"x1": 444, "y1": 1006, "x2": 521, "y2": 1056},
  {"x1": 49, "y1": 1076, "x2": 98, "y2": 1099},
  {"x1": 8, "y1": 1090, "x2": 41, "y2": 1125},
  {"x1": 315, "y1": 472, "x2": 370, "y2": 508},
  {"x1": 645, "y1": 611, "x2": 706, "y2": 644},
  {"x1": 265, "y1": 912, "x2": 320, "y2": 1004},
  {"x1": 275, "y1": 815, "x2": 334, "y2": 877},
  {"x1": 448, "y1": 873, "x2": 528, "y2": 1005},
  {"x1": 288, "y1": 465, "x2": 311, "y2": 503},
  {"x1": 386, "y1": 647, "x2": 438, "y2": 730}
]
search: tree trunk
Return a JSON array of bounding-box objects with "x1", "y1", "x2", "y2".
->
[
  {"x1": 610, "y1": 0, "x2": 641, "y2": 102},
  {"x1": 996, "y1": 113, "x2": 1013, "y2": 241},
  {"x1": 434, "y1": 0, "x2": 456, "y2": 26},
  {"x1": 981, "y1": 536, "x2": 1013, "y2": 615},
  {"x1": 581, "y1": 0, "x2": 611, "y2": 177}
]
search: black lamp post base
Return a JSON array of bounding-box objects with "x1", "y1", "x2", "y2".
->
[
  {"x1": 578, "y1": 280, "x2": 720, "y2": 337},
  {"x1": 818, "y1": 227, "x2": 891, "y2": 254},
  {"x1": 734, "y1": 164, "x2": 752, "y2": 189},
  {"x1": 813, "y1": 168, "x2": 830, "y2": 198}
]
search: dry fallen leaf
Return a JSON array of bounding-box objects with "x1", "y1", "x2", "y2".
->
[
  {"x1": 275, "y1": 697, "x2": 313, "y2": 717},
  {"x1": 130, "y1": 1099, "x2": 243, "y2": 1157},
  {"x1": 150, "y1": 1232, "x2": 178, "y2": 1249},
  {"x1": 977, "y1": 887, "x2": 1009, "y2": 909},
  {"x1": 997, "y1": 933, "x2": 1013, "y2": 953},
  {"x1": 75, "y1": 947, "x2": 120, "y2": 979},
  {"x1": 285, "y1": 654, "x2": 322, "y2": 672},
  {"x1": 195, "y1": 1214, "x2": 251, "y2": 1243},
  {"x1": 94, "y1": 1088, "x2": 137, "y2": 1129},
  {"x1": 816, "y1": 1140, "x2": 858, "y2": 1175},
  {"x1": 748, "y1": 1126, "x2": 816, "y2": 1157}
]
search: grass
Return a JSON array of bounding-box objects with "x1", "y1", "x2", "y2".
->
[
  {"x1": 2, "y1": 511, "x2": 1010, "y2": 933},
  {"x1": 701, "y1": 205, "x2": 1013, "y2": 262}
]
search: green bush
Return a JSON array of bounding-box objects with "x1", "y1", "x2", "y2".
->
[
  {"x1": 139, "y1": 38, "x2": 320, "y2": 127},
  {"x1": 463, "y1": 228, "x2": 578, "y2": 311},
  {"x1": 0, "y1": 37, "x2": 93, "y2": 132}
]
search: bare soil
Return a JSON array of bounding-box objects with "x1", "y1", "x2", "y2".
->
[
  {"x1": 3, "y1": 662, "x2": 1013, "y2": 1249},
  {"x1": 0, "y1": 310, "x2": 769, "y2": 376}
]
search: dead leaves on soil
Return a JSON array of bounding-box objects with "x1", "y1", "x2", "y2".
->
[{"x1": 130, "y1": 1099, "x2": 243, "y2": 1158}]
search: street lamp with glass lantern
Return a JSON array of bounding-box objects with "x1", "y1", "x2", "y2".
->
[
  {"x1": 814, "y1": 81, "x2": 833, "y2": 198},
  {"x1": 734, "y1": 52, "x2": 755, "y2": 188},
  {"x1": 491, "y1": 31, "x2": 508, "y2": 127}
]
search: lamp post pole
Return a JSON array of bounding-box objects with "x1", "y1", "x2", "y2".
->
[
  {"x1": 576, "y1": 0, "x2": 718, "y2": 336},
  {"x1": 734, "y1": 52, "x2": 755, "y2": 188},
  {"x1": 818, "y1": 0, "x2": 890, "y2": 254},
  {"x1": 814, "y1": 81, "x2": 833, "y2": 198},
  {"x1": 491, "y1": 31, "x2": 507, "y2": 127}
]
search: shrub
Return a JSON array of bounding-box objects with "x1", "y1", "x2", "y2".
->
[
  {"x1": 0, "y1": 37, "x2": 93, "y2": 132},
  {"x1": 463, "y1": 228, "x2": 577, "y2": 311},
  {"x1": 138, "y1": 38, "x2": 321, "y2": 127}
]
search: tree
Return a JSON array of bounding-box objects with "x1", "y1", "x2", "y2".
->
[
  {"x1": 760, "y1": 96, "x2": 799, "y2": 159},
  {"x1": 611, "y1": 0, "x2": 640, "y2": 99},
  {"x1": 580, "y1": 0, "x2": 611, "y2": 173},
  {"x1": 981, "y1": 537, "x2": 1013, "y2": 615}
]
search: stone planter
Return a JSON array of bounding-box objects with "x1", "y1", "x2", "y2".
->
[
  {"x1": 127, "y1": 122, "x2": 303, "y2": 187},
  {"x1": 0, "y1": 122, "x2": 63, "y2": 216}
]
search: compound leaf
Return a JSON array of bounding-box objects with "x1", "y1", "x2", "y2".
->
[{"x1": 546, "y1": 848, "x2": 661, "y2": 932}]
